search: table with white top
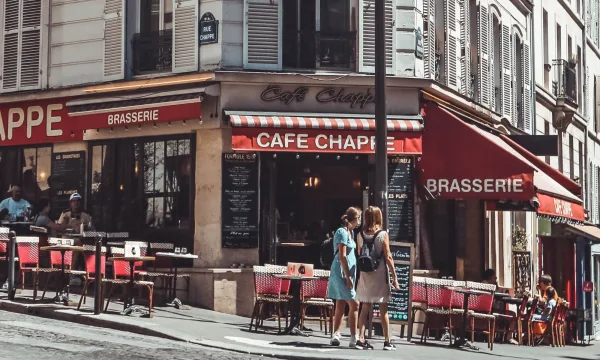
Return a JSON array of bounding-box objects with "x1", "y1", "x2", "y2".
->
[
  {"x1": 109, "y1": 256, "x2": 155, "y2": 311},
  {"x1": 274, "y1": 274, "x2": 318, "y2": 336},
  {"x1": 155, "y1": 252, "x2": 198, "y2": 308},
  {"x1": 40, "y1": 245, "x2": 84, "y2": 304}
]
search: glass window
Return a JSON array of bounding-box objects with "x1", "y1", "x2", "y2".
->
[
  {"x1": 88, "y1": 135, "x2": 194, "y2": 233},
  {"x1": 0, "y1": 146, "x2": 51, "y2": 205}
]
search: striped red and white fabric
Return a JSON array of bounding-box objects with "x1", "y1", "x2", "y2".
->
[{"x1": 229, "y1": 115, "x2": 423, "y2": 132}]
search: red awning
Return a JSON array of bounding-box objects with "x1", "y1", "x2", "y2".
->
[
  {"x1": 419, "y1": 103, "x2": 584, "y2": 222},
  {"x1": 228, "y1": 112, "x2": 423, "y2": 154}
]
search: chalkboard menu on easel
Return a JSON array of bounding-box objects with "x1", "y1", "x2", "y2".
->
[
  {"x1": 387, "y1": 156, "x2": 414, "y2": 243},
  {"x1": 50, "y1": 151, "x2": 86, "y2": 219},
  {"x1": 370, "y1": 242, "x2": 414, "y2": 334},
  {"x1": 221, "y1": 153, "x2": 259, "y2": 248}
]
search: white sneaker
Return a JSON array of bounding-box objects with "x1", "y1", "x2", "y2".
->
[
  {"x1": 349, "y1": 335, "x2": 359, "y2": 348},
  {"x1": 330, "y1": 332, "x2": 341, "y2": 346}
]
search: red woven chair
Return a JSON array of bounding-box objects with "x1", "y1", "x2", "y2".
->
[
  {"x1": 421, "y1": 277, "x2": 455, "y2": 343},
  {"x1": 146, "y1": 242, "x2": 190, "y2": 299},
  {"x1": 300, "y1": 269, "x2": 333, "y2": 334},
  {"x1": 265, "y1": 264, "x2": 291, "y2": 295},
  {"x1": 553, "y1": 300, "x2": 569, "y2": 347},
  {"x1": 104, "y1": 247, "x2": 155, "y2": 317},
  {"x1": 77, "y1": 245, "x2": 107, "y2": 310},
  {"x1": 0, "y1": 227, "x2": 9, "y2": 259},
  {"x1": 525, "y1": 297, "x2": 540, "y2": 345},
  {"x1": 41, "y1": 238, "x2": 86, "y2": 300},
  {"x1": 249, "y1": 265, "x2": 290, "y2": 333},
  {"x1": 411, "y1": 276, "x2": 428, "y2": 318},
  {"x1": 465, "y1": 282, "x2": 497, "y2": 350},
  {"x1": 16, "y1": 236, "x2": 59, "y2": 300},
  {"x1": 531, "y1": 298, "x2": 564, "y2": 347}
]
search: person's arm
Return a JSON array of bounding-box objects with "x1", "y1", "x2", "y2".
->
[
  {"x1": 0, "y1": 200, "x2": 9, "y2": 220},
  {"x1": 46, "y1": 219, "x2": 68, "y2": 231},
  {"x1": 335, "y1": 229, "x2": 353, "y2": 289},
  {"x1": 382, "y1": 232, "x2": 399, "y2": 290}
]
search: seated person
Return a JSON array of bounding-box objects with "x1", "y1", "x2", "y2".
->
[
  {"x1": 33, "y1": 199, "x2": 68, "y2": 235},
  {"x1": 531, "y1": 287, "x2": 558, "y2": 345},
  {"x1": 0, "y1": 185, "x2": 31, "y2": 220}
]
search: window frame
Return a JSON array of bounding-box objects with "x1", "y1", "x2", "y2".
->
[
  {"x1": 136, "y1": 0, "x2": 173, "y2": 33},
  {"x1": 86, "y1": 134, "x2": 196, "y2": 233},
  {"x1": 0, "y1": 143, "x2": 53, "y2": 199}
]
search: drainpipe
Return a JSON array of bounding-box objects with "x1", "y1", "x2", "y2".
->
[{"x1": 529, "y1": 4, "x2": 537, "y2": 289}]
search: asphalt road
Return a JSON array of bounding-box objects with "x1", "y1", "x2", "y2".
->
[{"x1": 0, "y1": 310, "x2": 268, "y2": 360}]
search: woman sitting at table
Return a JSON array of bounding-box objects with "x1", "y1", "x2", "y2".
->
[
  {"x1": 33, "y1": 199, "x2": 68, "y2": 235},
  {"x1": 531, "y1": 287, "x2": 558, "y2": 345}
]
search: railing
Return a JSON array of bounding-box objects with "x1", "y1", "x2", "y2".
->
[
  {"x1": 316, "y1": 31, "x2": 356, "y2": 70},
  {"x1": 132, "y1": 30, "x2": 173, "y2": 75},
  {"x1": 512, "y1": 250, "x2": 531, "y2": 297},
  {"x1": 552, "y1": 59, "x2": 577, "y2": 104},
  {"x1": 434, "y1": 53, "x2": 441, "y2": 82}
]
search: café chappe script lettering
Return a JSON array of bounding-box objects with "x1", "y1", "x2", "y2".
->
[
  {"x1": 553, "y1": 198, "x2": 573, "y2": 217},
  {"x1": 256, "y1": 131, "x2": 398, "y2": 151},
  {"x1": 260, "y1": 86, "x2": 375, "y2": 109},
  {"x1": 0, "y1": 103, "x2": 64, "y2": 140},
  {"x1": 426, "y1": 178, "x2": 524, "y2": 193}
]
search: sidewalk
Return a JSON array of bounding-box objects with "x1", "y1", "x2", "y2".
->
[{"x1": 0, "y1": 289, "x2": 597, "y2": 360}]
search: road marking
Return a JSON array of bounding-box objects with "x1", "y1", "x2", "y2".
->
[{"x1": 224, "y1": 336, "x2": 338, "y2": 352}]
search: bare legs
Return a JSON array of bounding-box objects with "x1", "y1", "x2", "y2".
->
[
  {"x1": 332, "y1": 299, "x2": 359, "y2": 338},
  {"x1": 358, "y1": 302, "x2": 391, "y2": 342}
]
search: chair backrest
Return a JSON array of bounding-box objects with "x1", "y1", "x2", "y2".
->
[
  {"x1": 466, "y1": 281, "x2": 495, "y2": 313},
  {"x1": 82, "y1": 245, "x2": 107, "y2": 277},
  {"x1": 264, "y1": 264, "x2": 290, "y2": 294},
  {"x1": 125, "y1": 241, "x2": 148, "y2": 268},
  {"x1": 313, "y1": 269, "x2": 330, "y2": 278},
  {"x1": 16, "y1": 236, "x2": 39, "y2": 268},
  {"x1": 412, "y1": 276, "x2": 427, "y2": 303},
  {"x1": 425, "y1": 277, "x2": 454, "y2": 308},
  {"x1": 466, "y1": 281, "x2": 497, "y2": 292},
  {"x1": 111, "y1": 247, "x2": 124, "y2": 257},
  {"x1": 0, "y1": 227, "x2": 9, "y2": 253},
  {"x1": 110, "y1": 247, "x2": 130, "y2": 278},
  {"x1": 450, "y1": 281, "x2": 467, "y2": 309},
  {"x1": 518, "y1": 295, "x2": 529, "y2": 316},
  {"x1": 47, "y1": 238, "x2": 74, "y2": 268},
  {"x1": 149, "y1": 242, "x2": 175, "y2": 268},
  {"x1": 253, "y1": 265, "x2": 282, "y2": 296},
  {"x1": 302, "y1": 278, "x2": 329, "y2": 299},
  {"x1": 527, "y1": 297, "x2": 540, "y2": 319}
]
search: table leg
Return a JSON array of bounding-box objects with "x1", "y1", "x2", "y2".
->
[
  {"x1": 126, "y1": 261, "x2": 134, "y2": 310},
  {"x1": 452, "y1": 293, "x2": 479, "y2": 351},
  {"x1": 283, "y1": 280, "x2": 309, "y2": 336},
  {"x1": 53, "y1": 251, "x2": 68, "y2": 305}
]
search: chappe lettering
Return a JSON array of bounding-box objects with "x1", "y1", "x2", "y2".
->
[
  {"x1": 0, "y1": 104, "x2": 64, "y2": 141},
  {"x1": 256, "y1": 132, "x2": 397, "y2": 151},
  {"x1": 426, "y1": 178, "x2": 524, "y2": 193}
]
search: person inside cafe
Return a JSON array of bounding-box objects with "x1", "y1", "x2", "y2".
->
[
  {"x1": 327, "y1": 207, "x2": 361, "y2": 348},
  {"x1": 355, "y1": 206, "x2": 400, "y2": 351},
  {"x1": 58, "y1": 193, "x2": 93, "y2": 285},
  {"x1": 531, "y1": 286, "x2": 558, "y2": 345},
  {"x1": 0, "y1": 185, "x2": 31, "y2": 220},
  {"x1": 33, "y1": 199, "x2": 68, "y2": 235}
]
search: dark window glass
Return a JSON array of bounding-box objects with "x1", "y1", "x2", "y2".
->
[{"x1": 0, "y1": 146, "x2": 51, "y2": 206}]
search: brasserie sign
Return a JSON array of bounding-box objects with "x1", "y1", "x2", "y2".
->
[{"x1": 260, "y1": 86, "x2": 375, "y2": 109}]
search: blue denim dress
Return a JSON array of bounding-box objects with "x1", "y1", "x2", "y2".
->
[{"x1": 327, "y1": 227, "x2": 357, "y2": 301}]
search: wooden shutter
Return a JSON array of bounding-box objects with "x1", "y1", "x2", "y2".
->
[
  {"x1": 501, "y1": 23, "x2": 512, "y2": 120},
  {"x1": 423, "y1": 0, "x2": 435, "y2": 79},
  {"x1": 522, "y1": 41, "x2": 531, "y2": 133},
  {"x1": 172, "y1": 0, "x2": 198, "y2": 73},
  {"x1": 359, "y1": 0, "x2": 394, "y2": 74},
  {"x1": 444, "y1": 0, "x2": 459, "y2": 90},
  {"x1": 1, "y1": 0, "x2": 41, "y2": 92},
  {"x1": 477, "y1": 1, "x2": 490, "y2": 107},
  {"x1": 460, "y1": 0, "x2": 470, "y2": 97},
  {"x1": 244, "y1": 0, "x2": 281, "y2": 71},
  {"x1": 103, "y1": 0, "x2": 125, "y2": 81}
]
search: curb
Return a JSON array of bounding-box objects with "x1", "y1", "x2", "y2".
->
[{"x1": 0, "y1": 300, "x2": 353, "y2": 360}]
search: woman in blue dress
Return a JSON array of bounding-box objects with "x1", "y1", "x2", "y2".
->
[{"x1": 327, "y1": 207, "x2": 361, "y2": 348}]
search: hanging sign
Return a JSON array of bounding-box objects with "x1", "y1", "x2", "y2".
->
[
  {"x1": 583, "y1": 281, "x2": 594, "y2": 293},
  {"x1": 199, "y1": 12, "x2": 219, "y2": 45}
]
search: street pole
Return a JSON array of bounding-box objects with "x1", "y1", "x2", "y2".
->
[
  {"x1": 374, "y1": 0, "x2": 388, "y2": 228},
  {"x1": 94, "y1": 234, "x2": 103, "y2": 315},
  {"x1": 7, "y1": 231, "x2": 15, "y2": 300}
]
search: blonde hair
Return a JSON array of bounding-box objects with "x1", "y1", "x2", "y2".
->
[
  {"x1": 341, "y1": 207, "x2": 361, "y2": 227},
  {"x1": 363, "y1": 206, "x2": 383, "y2": 232}
]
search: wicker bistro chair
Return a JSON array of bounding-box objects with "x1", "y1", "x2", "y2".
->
[
  {"x1": 524, "y1": 297, "x2": 540, "y2": 345},
  {"x1": 16, "y1": 236, "x2": 60, "y2": 300},
  {"x1": 553, "y1": 301, "x2": 569, "y2": 347},
  {"x1": 530, "y1": 298, "x2": 565, "y2": 347},
  {"x1": 146, "y1": 242, "x2": 192, "y2": 298},
  {"x1": 249, "y1": 265, "x2": 291, "y2": 333},
  {"x1": 411, "y1": 276, "x2": 428, "y2": 318},
  {"x1": 300, "y1": 269, "x2": 333, "y2": 334},
  {"x1": 77, "y1": 245, "x2": 107, "y2": 310},
  {"x1": 264, "y1": 264, "x2": 292, "y2": 295},
  {"x1": 463, "y1": 282, "x2": 497, "y2": 351},
  {"x1": 41, "y1": 238, "x2": 87, "y2": 300},
  {"x1": 103, "y1": 247, "x2": 155, "y2": 317},
  {"x1": 421, "y1": 277, "x2": 456, "y2": 343}
]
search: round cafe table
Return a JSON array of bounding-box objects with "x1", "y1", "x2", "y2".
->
[
  {"x1": 109, "y1": 256, "x2": 155, "y2": 311},
  {"x1": 274, "y1": 274, "x2": 318, "y2": 336},
  {"x1": 155, "y1": 252, "x2": 198, "y2": 308},
  {"x1": 40, "y1": 245, "x2": 84, "y2": 304},
  {"x1": 446, "y1": 287, "x2": 493, "y2": 351}
]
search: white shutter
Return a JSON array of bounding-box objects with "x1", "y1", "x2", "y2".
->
[
  {"x1": 244, "y1": 0, "x2": 281, "y2": 70},
  {"x1": 512, "y1": 33, "x2": 518, "y2": 126},
  {"x1": 444, "y1": 0, "x2": 459, "y2": 90},
  {"x1": 584, "y1": 66, "x2": 589, "y2": 118},
  {"x1": 587, "y1": 0, "x2": 592, "y2": 38},
  {"x1": 1, "y1": 0, "x2": 41, "y2": 92},
  {"x1": 522, "y1": 41, "x2": 531, "y2": 133},
  {"x1": 595, "y1": 166, "x2": 599, "y2": 224},
  {"x1": 477, "y1": 2, "x2": 490, "y2": 107},
  {"x1": 103, "y1": 0, "x2": 125, "y2": 81},
  {"x1": 423, "y1": 0, "x2": 435, "y2": 79},
  {"x1": 460, "y1": 0, "x2": 470, "y2": 97},
  {"x1": 501, "y1": 23, "x2": 512, "y2": 120},
  {"x1": 596, "y1": 75, "x2": 600, "y2": 131},
  {"x1": 595, "y1": 0, "x2": 600, "y2": 45},
  {"x1": 172, "y1": 0, "x2": 198, "y2": 73},
  {"x1": 359, "y1": 0, "x2": 394, "y2": 74}
]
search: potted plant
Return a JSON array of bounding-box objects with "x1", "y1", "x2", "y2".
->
[{"x1": 568, "y1": 55, "x2": 578, "y2": 69}]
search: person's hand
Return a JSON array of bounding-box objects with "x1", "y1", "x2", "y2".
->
[
  {"x1": 392, "y1": 279, "x2": 400, "y2": 290},
  {"x1": 345, "y1": 277, "x2": 354, "y2": 289}
]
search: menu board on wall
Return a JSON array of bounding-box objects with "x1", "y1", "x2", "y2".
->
[
  {"x1": 387, "y1": 156, "x2": 414, "y2": 243},
  {"x1": 371, "y1": 242, "x2": 414, "y2": 329},
  {"x1": 50, "y1": 151, "x2": 86, "y2": 219},
  {"x1": 221, "y1": 153, "x2": 259, "y2": 248}
]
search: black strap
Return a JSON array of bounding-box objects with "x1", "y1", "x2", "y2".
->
[{"x1": 362, "y1": 230, "x2": 384, "y2": 245}]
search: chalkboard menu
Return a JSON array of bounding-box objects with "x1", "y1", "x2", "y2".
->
[
  {"x1": 221, "y1": 153, "x2": 259, "y2": 248},
  {"x1": 371, "y1": 241, "x2": 414, "y2": 327},
  {"x1": 50, "y1": 151, "x2": 86, "y2": 219},
  {"x1": 387, "y1": 156, "x2": 414, "y2": 243}
]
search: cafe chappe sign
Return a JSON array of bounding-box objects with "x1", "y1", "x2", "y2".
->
[{"x1": 260, "y1": 86, "x2": 375, "y2": 109}]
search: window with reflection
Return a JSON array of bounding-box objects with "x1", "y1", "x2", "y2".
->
[
  {"x1": 0, "y1": 146, "x2": 52, "y2": 205},
  {"x1": 88, "y1": 135, "x2": 194, "y2": 233}
]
